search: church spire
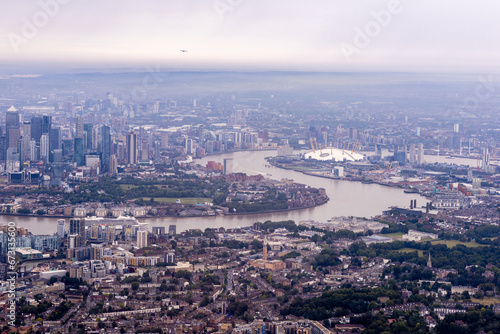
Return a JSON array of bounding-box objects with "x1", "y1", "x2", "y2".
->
[{"x1": 427, "y1": 252, "x2": 432, "y2": 268}]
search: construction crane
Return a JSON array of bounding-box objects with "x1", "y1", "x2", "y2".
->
[{"x1": 387, "y1": 161, "x2": 394, "y2": 172}]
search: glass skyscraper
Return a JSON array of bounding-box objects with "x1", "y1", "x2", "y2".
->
[
  {"x1": 30, "y1": 116, "x2": 43, "y2": 143},
  {"x1": 100, "y1": 125, "x2": 111, "y2": 173},
  {"x1": 84, "y1": 123, "x2": 93, "y2": 149},
  {"x1": 74, "y1": 137, "x2": 84, "y2": 166},
  {"x1": 49, "y1": 127, "x2": 61, "y2": 162}
]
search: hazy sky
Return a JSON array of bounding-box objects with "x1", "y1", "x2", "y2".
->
[{"x1": 1, "y1": 0, "x2": 500, "y2": 73}]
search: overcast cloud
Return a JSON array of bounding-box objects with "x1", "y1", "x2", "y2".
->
[{"x1": 1, "y1": 0, "x2": 499, "y2": 73}]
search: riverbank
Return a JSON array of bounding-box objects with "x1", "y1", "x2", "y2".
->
[
  {"x1": 302, "y1": 171, "x2": 403, "y2": 189},
  {"x1": 224, "y1": 199, "x2": 329, "y2": 216},
  {"x1": 9, "y1": 150, "x2": 430, "y2": 235},
  {"x1": 288, "y1": 168, "x2": 413, "y2": 190},
  {"x1": 0, "y1": 200, "x2": 329, "y2": 221},
  {"x1": 270, "y1": 162, "x2": 425, "y2": 193},
  {"x1": 0, "y1": 212, "x2": 71, "y2": 219},
  {"x1": 270, "y1": 163, "x2": 437, "y2": 204}
]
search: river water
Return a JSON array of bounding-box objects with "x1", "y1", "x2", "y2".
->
[{"x1": 2, "y1": 150, "x2": 429, "y2": 235}]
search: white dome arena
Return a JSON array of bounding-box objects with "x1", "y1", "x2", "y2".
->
[{"x1": 304, "y1": 148, "x2": 364, "y2": 162}]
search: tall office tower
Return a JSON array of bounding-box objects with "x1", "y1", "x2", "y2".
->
[
  {"x1": 20, "y1": 121, "x2": 31, "y2": 163},
  {"x1": 0, "y1": 136, "x2": 7, "y2": 162},
  {"x1": 69, "y1": 218, "x2": 85, "y2": 245},
  {"x1": 483, "y1": 148, "x2": 490, "y2": 172},
  {"x1": 6, "y1": 148, "x2": 20, "y2": 172},
  {"x1": 49, "y1": 126, "x2": 61, "y2": 150},
  {"x1": 153, "y1": 101, "x2": 160, "y2": 114},
  {"x1": 110, "y1": 154, "x2": 117, "y2": 175},
  {"x1": 84, "y1": 123, "x2": 93, "y2": 149},
  {"x1": 349, "y1": 127, "x2": 358, "y2": 140},
  {"x1": 409, "y1": 143, "x2": 416, "y2": 165},
  {"x1": 185, "y1": 138, "x2": 193, "y2": 155},
  {"x1": 139, "y1": 126, "x2": 146, "y2": 140},
  {"x1": 6, "y1": 106, "x2": 19, "y2": 129},
  {"x1": 57, "y1": 219, "x2": 65, "y2": 238},
  {"x1": 7, "y1": 128, "x2": 20, "y2": 149},
  {"x1": 6, "y1": 106, "x2": 20, "y2": 149},
  {"x1": 74, "y1": 137, "x2": 84, "y2": 166},
  {"x1": 454, "y1": 123, "x2": 460, "y2": 133},
  {"x1": 30, "y1": 116, "x2": 42, "y2": 143},
  {"x1": 168, "y1": 225, "x2": 176, "y2": 236},
  {"x1": 75, "y1": 115, "x2": 84, "y2": 138},
  {"x1": 140, "y1": 139, "x2": 149, "y2": 161},
  {"x1": 417, "y1": 143, "x2": 425, "y2": 165},
  {"x1": 92, "y1": 126, "x2": 100, "y2": 150},
  {"x1": 29, "y1": 140, "x2": 37, "y2": 161},
  {"x1": 116, "y1": 141, "x2": 126, "y2": 162},
  {"x1": 49, "y1": 127, "x2": 61, "y2": 162},
  {"x1": 161, "y1": 133, "x2": 169, "y2": 148},
  {"x1": 83, "y1": 132, "x2": 88, "y2": 151},
  {"x1": 126, "y1": 131, "x2": 137, "y2": 164},
  {"x1": 137, "y1": 229, "x2": 148, "y2": 249},
  {"x1": 42, "y1": 115, "x2": 51, "y2": 135},
  {"x1": 415, "y1": 127, "x2": 421, "y2": 136},
  {"x1": 100, "y1": 125, "x2": 111, "y2": 173},
  {"x1": 223, "y1": 158, "x2": 233, "y2": 174},
  {"x1": 51, "y1": 149, "x2": 62, "y2": 163},
  {"x1": 153, "y1": 140, "x2": 161, "y2": 162},
  {"x1": 22, "y1": 121, "x2": 31, "y2": 139},
  {"x1": 40, "y1": 134, "x2": 49, "y2": 161}
]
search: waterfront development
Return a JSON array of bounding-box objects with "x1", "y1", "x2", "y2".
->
[{"x1": 4, "y1": 150, "x2": 427, "y2": 235}]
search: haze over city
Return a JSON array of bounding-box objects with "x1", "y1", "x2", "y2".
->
[
  {"x1": 3, "y1": 1, "x2": 500, "y2": 334},
  {"x1": 1, "y1": 0, "x2": 500, "y2": 73}
]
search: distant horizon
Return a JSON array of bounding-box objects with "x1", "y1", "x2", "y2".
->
[
  {"x1": 0, "y1": 64, "x2": 498, "y2": 79},
  {"x1": 2, "y1": 1, "x2": 500, "y2": 76}
]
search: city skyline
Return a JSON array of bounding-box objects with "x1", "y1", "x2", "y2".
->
[
  {"x1": 1, "y1": 0, "x2": 500, "y2": 74},
  {"x1": 3, "y1": 2, "x2": 500, "y2": 332}
]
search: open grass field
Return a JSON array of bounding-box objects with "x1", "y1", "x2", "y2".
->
[
  {"x1": 141, "y1": 197, "x2": 213, "y2": 205},
  {"x1": 430, "y1": 240, "x2": 482, "y2": 248},
  {"x1": 120, "y1": 184, "x2": 139, "y2": 190},
  {"x1": 293, "y1": 166, "x2": 315, "y2": 172},
  {"x1": 471, "y1": 297, "x2": 500, "y2": 305}
]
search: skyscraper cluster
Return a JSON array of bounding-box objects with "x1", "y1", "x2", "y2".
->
[
  {"x1": 1, "y1": 106, "x2": 53, "y2": 171},
  {"x1": 1, "y1": 106, "x2": 119, "y2": 177}
]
